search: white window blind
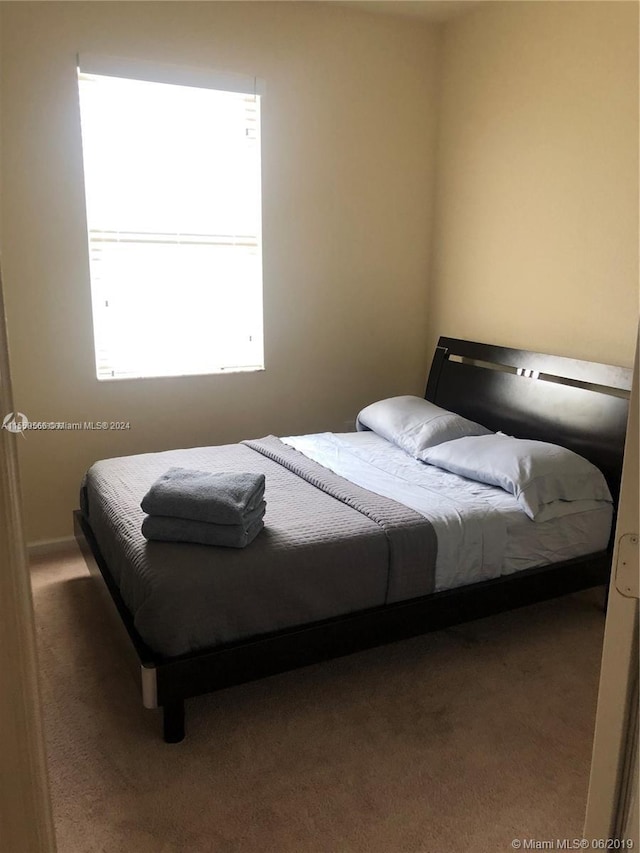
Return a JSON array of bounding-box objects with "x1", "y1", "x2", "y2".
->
[{"x1": 77, "y1": 57, "x2": 264, "y2": 380}]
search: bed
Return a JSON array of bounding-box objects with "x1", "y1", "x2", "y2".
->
[{"x1": 74, "y1": 337, "x2": 632, "y2": 742}]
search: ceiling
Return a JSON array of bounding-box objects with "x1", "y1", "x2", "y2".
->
[{"x1": 333, "y1": 1, "x2": 480, "y2": 23}]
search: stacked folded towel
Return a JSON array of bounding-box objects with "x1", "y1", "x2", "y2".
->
[{"x1": 140, "y1": 467, "x2": 266, "y2": 548}]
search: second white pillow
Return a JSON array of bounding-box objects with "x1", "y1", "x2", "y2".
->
[{"x1": 356, "y1": 395, "x2": 491, "y2": 457}]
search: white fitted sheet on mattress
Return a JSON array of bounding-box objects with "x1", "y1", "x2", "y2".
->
[{"x1": 282, "y1": 431, "x2": 612, "y2": 592}]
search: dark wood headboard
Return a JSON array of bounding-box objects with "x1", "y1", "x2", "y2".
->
[{"x1": 425, "y1": 336, "x2": 632, "y2": 503}]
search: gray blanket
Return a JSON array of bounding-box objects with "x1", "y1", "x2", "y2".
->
[
  {"x1": 141, "y1": 467, "x2": 265, "y2": 525},
  {"x1": 82, "y1": 437, "x2": 437, "y2": 657},
  {"x1": 141, "y1": 512, "x2": 264, "y2": 548},
  {"x1": 243, "y1": 436, "x2": 438, "y2": 604}
]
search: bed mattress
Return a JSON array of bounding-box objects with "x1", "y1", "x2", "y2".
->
[
  {"x1": 81, "y1": 433, "x2": 611, "y2": 658},
  {"x1": 284, "y1": 432, "x2": 612, "y2": 591}
]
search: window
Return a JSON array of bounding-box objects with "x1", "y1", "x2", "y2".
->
[{"x1": 77, "y1": 56, "x2": 264, "y2": 380}]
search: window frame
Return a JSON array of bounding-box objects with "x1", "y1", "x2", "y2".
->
[{"x1": 77, "y1": 54, "x2": 266, "y2": 382}]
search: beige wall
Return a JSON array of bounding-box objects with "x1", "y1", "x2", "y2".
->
[
  {"x1": 428, "y1": 0, "x2": 639, "y2": 366},
  {"x1": 0, "y1": 1, "x2": 439, "y2": 542},
  {"x1": 1, "y1": 1, "x2": 638, "y2": 544},
  {"x1": 0, "y1": 11, "x2": 57, "y2": 847}
]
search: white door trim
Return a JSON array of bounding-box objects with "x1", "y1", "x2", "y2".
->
[
  {"x1": 0, "y1": 263, "x2": 57, "y2": 850},
  {"x1": 584, "y1": 329, "x2": 639, "y2": 841}
]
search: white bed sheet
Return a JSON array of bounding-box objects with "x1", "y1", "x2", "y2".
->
[{"x1": 282, "y1": 431, "x2": 612, "y2": 593}]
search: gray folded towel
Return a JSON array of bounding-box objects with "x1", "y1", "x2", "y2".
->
[
  {"x1": 141, "y1": 468, "x2": 265, "y2": 525},
  {"x1": 142, "y1": 512, "x2": 265, "y2": 548}
]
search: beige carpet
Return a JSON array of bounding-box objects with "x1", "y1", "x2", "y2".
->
[{"x1": 31, "y1": 548, "x2": 606, "y2": 853}]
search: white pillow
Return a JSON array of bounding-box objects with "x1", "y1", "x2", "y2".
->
[
  {"x1": 532, "y1": 499, "x2": 612, "y2": 524},
  {"x1": 356, "y1": 395, "x2": 491, "y2": 457},
  {"x1": 421, "y1": 434, "x2": 612, "y2": 521}
]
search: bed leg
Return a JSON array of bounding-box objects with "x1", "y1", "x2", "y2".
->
[{"x1": 162, "y1": 699, "x2": 185, "y2": 743}]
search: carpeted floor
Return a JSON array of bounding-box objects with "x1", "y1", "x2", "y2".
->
[{"x1": 31, "y1": 548, "x2": 605, "y2": 853}]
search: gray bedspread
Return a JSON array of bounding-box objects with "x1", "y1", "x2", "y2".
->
[{"x1": 82, "y1": 436, "x2": 437, "y2": 658}]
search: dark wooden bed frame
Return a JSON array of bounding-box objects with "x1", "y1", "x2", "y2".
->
[{"x1": 74, "y1": 337, "x2": 632, "y2": 742}]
